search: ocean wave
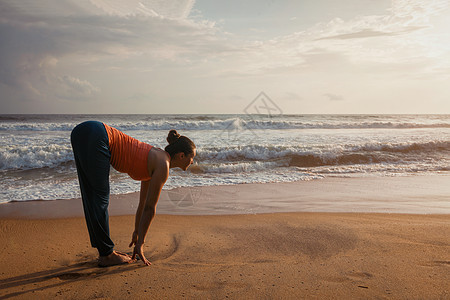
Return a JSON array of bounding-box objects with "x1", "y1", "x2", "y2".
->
[
  {"x1": 198, "y1": 141, "x2": 450, "y2": 163},
  {"x1": 2, "y1": 114, "x2": 449, "y2": 203},
  {"x1": 1, "y1": 138, "x2": 448, "y2": 172},
  {"x1": 1, "y1": 118, "x2": 450, "y2": 131},
  {"x1": 194, "y1": 141, "x2": 450, "y2": 172},
  {"x1": 189, "y1": 160, "x2": 289, "y2": 174},
  {"x1": 358, "y1": 141, "x2": 450, "y2": 153},
  {"x1": 0, "y1": 144, "x2": 74, "y2": 170}
]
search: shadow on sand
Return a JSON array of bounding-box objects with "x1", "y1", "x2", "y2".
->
[{"x1": 0, "y1": 255, "x2": 143, "y2": 299}]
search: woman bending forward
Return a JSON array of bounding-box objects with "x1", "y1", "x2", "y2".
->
[{"x1": 71, "y1": 121, "x2": 196, "y2": 267}]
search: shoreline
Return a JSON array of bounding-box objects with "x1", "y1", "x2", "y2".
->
[{"x1": 1, "y1": 174, "x2": 449, "y2": 219}]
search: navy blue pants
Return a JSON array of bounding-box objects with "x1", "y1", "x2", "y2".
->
[{"x1": 71, "y1": 121, "x2": 114, "y2": 256}]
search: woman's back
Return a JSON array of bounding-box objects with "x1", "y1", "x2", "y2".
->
[{"x1": 103, "y1": 123, "x2": 153, "y2": 181}]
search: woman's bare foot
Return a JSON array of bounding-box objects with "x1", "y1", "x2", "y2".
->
[
  {"x1": 98, "y1": 250, "x2": 133, "y2": 267},
  {"x1": 115, "y1": 251, "x2": 132, "y2": 258}
]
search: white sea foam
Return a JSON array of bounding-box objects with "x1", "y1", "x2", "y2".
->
[
  {"x1": 197, "y1": 141, "x2": 450, "y2": 164},
  {"x1": 1, "y1": 114, "x2": 449, "y2": 203},
  {"x1": 0, "y1": 143, "x2": 73, "y2": 170},
  {"x1": 1, "y1": 139, "x2": 448, "y2": 172},
  {"x1": 1, "y1": 115, "x2": 450, "y2": 131}
]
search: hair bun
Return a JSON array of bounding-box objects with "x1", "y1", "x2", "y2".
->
[{"x1": 167, "y1": 129, "x2": 181, "y2": 145}]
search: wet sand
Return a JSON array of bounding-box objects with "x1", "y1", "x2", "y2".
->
[{"x1": 1, "y1": 175, "x2": 450, "y2": 218}]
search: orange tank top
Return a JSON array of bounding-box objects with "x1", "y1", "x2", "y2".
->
[{"x1": 103, "y1": 123, "x2": 153, "y2": 181}]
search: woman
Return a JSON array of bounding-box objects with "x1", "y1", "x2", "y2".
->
[{"x1": 70, "y1": 121, "x2": 196, "y2": 267}]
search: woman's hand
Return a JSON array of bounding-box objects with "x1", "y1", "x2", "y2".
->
[
  {"x1": 132, "y1": 242, "x2": 151, "y2": 266},
  {"x1": 129, "y1": 230, "x2": 138, "y2": 248},
  {"x1": 129, "y1": 231, "x2": 151, "y2": 265}
]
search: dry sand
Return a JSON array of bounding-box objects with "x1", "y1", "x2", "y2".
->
[{"x1": 1, "y1": 212, "x2": 449, "y2": 299}]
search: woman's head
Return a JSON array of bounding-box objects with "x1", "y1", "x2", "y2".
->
[{"x1": 164, "y1": 130, "x2": 196, "y2": 170}]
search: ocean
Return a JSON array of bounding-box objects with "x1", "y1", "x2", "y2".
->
[{"x1": 1, "y1": 114, "x2": 449, "y2": 204}]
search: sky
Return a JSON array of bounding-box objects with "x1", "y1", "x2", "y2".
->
[{"x1": 0, "y1": 0, "x2": 449, "y2": 114}]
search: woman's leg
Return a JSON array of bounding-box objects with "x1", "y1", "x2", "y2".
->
[{"x1": 71, "y1": 121, "x2": 114, "y2": 257}]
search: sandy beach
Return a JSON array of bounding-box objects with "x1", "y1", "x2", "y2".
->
[
  {"x1": 1, "y1": 212, "x2": 449, "y2": 299},
  {"x1": 1, "y1": 177, "x2": 449, "y2": 299}
]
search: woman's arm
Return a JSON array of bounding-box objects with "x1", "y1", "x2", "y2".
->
[
  {"x1": 129, "y1": 181, "x2": 150, "y2": 247},
  {"x1": 132, "y1": 160, "x2": 169, "y2": 265}
]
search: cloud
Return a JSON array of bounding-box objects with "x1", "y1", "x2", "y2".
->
[
  {"x1": 1, "y1": 0, "x2": 449, "y2": 113},
  {"x1": 3, "y1": 0, "x2": 196, "y2": 19},
  {"x1": 90, "y1": 0, "x2": 195, "y2": 19},
  {"x1": 315, "y1": 27, "x2": 424, "y2": 40},
  {"x1": 57, "y1": 75, "x2": 100, "y2": 100},
  {"x1": 389, "y1": 0, "x2": 448, "y2": 21},
  {"x1": 323, "y1": 93, "x2": 344, "y2": 101},
  {"x1": 210, "y1": 0, "x2": 450, "y2": 80},
  {"x1": 0, "y1": 0, "x2": 226, "y2": 105}
]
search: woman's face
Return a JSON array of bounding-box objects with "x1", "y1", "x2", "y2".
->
[{"x1": 179, "y1": 149, "x2": 196, "y2": 171}]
